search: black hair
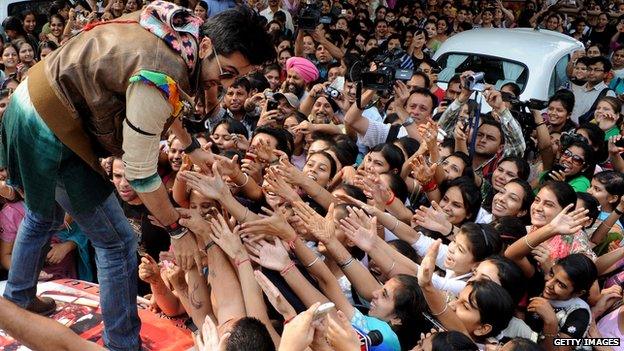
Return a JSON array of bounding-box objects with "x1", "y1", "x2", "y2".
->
[
  {"x1": 253, "y1": 126, "x2": 294, "y2": 158},
  {"x1": 555, "y1": 253, "x2": 597, "y2": 295},
  {"x1": 225, "y1": 317, "x2": 275, "y2": 351},
  {"x1": 368, "y1": 143, "x2": 405, "y2": 174},
  {"x1": 307, "y1": 150, "x2": 338, "y2": 180},
  {"x1": 503, "y1": 338, "x2": 543, "y2": 351},
  {"x1": 246, "y1": 72, "x2": 270, "y2": 93},
  {"x1": 459, "y1": 223, "x2": 502, "y2": 262},
  {"x1": 332, "y1": 135, "x2": 358, "y2": 167},
  {"x1": 212, "y1": 117, "x2": 248, "y2": 138},
  {"x1": 408, "y1": 86, "x2": 438, "y2": 113},
  {"x1": 381, "y1": 173, "x2": 409, "y2": 203},
  {"x1": 196, "y1": 1, "x2": 208, "y2": 11},
  {"x1": 587, "y1": 55, "x2": 612, "y2": 73},
  {"x1": 230, "y1": 76, "x2": 251, "y2": 93},
  {"x1": 441, "y1": 137, "x2": 455, "y2": 151},
  {"x1": 431, "y1": 331, "x2": 478, "y2": 351},
  {"x1": 392, "y1": 274, "x2": 430, "y2": 349},
  {"x1": 483, "y1": 255, "x2": 526, "y2": 304},
  {"x1": 508, "y1": 179, "x2": 534, "y2": 223},
  {"x1": 263, "y1": 63, "x2": 281, "y2": 75},
  {"x1": 576, "y1": 123, "x2": 608, "y2": 162},
  {"x1": 479, "y1": 116, "x2": 505, "y2": 145},
  {"x1": 410, "y1": 71, "x2": 431, "y2": 89},
  {"x1": 594, "y1": 170, "x2": 624, "y2": 202},
  {"x1": 576, "y1": 192, "x2": 600, "y2": 227},
  {"x1": 491, "y1": 216, "x2": 528, "y2": 249},
  {"x1": 334, "y1": 183, "x2": 367, "y2": 203},
  {"x1": 448, "y1": 74, "x2": 462, "y2": 87},
  {"x1": 501, "y1": 82, "x2": 521, "y2": 97},
  {"x1": 387, "y1": 240, "x2": 419, "y2": 264},
  {"x1": 49, "y1": 13, "x2": 65, "y2": 27},
  {"x1": 562, "y1": 140, "x2": 596, "y2": 179},
  {"x1": 540, "y1": 180, "x2": 577, "y2": 210},
  {"x1": 548, "y1": 89, "x2": 575, "y2": 114},
  {"x1": 444, "y1": 151, "x2": 475, "y2": 181},
  {"x1": 2, "y1": 16, "x2": 28, "y2": 38},
  {"x1": 444, "y1": 177, "x2": 482, "y2": 223},
  {"x1": 201, "y1": 7, "x2": 276, "y2": 66},
  {"x1": 273, "y1": 10, "x2": 287, "y2": 23},
  {"x1": 466, "y1": 280, "x2": 514, "y2": 339},
  {"x1": 394, "y1": 137, "x2": 420, "y2": 159}
]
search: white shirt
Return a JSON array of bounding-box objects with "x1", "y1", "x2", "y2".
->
[
  {"x1": 570, "y1": 81, "x2": 616, "y2": 124},
  {"x1": 260, "y1": 6, "x2": 294, "y2": 32}
]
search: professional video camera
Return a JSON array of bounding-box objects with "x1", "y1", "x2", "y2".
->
[
  {"x1": 298, "y1": 0, "x2": 332, "y2": 30},
  {"x1": 501, "y1": 92, "x2": 549, "y2": 157},
  {"x1": 350, "y1": 48, "x2": 413, "y2": 92}
]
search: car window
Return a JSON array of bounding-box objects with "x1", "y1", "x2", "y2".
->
[
  {"x1": 549, "y1": 54, "x2": 570, "y2": 96},
  {"x1": 436, "y1": 53, "x2": 529, "y2": 93}
]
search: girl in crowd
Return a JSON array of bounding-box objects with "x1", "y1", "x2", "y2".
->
[{"x1": 46, "y1": 14, "x2": 65, "y2": 46}]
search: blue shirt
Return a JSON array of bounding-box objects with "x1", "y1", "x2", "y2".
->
[
  {"x1": 351, "y1": 309, "x2": 401, "y2": 351},
  {"x1": 204, "y1": 0, "x2": 236, "y2": 17}
]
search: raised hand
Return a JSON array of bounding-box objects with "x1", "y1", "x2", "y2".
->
[
  {"x1": 177, "y1": 208, "x2": 211, "y2": 240},
  {"x1": 410, "y1": 155, "x2": 437, "y2": 186},
  {"x1": 209, "y1": 213, "x2": 245, "y2": 260},
  {"x1": 264, "y1": 166, "x2": 302, "y2": 204},
  {"x1": 254, "y1": 270, "x2": 297, "y2": 320},
  {"x1": 239, "y1": 206, "x2": 296, "y2": 241},
  {"x1": 413, "y1": 202, "x2": 453, "y2": 235},
  {"x1": 417, "y1": 239, "x2": 441, "y2": 287},
  {"x1": 213, "y1": 154, "x2": 242, "y2": 180},
  {"x1": 341, "y1": 214, "x2": 378, "y2": 252},
  {"x1": 280, "y1": 303, "x2": 321, "y2": 351},
  {"x1": 293, "y1": 201, "x2": 335, "y2": 244},
  {"x1": 179, "y1": 163, "x2": 229, "y2": 200},
  {"x1": 608, "y1": 135, "x2": 624, "y2": 155},
  {"x1": 138, "y1": 254, "x2": 162, "y2": 285},
  {"x1": 327, "y1": 310, "x2": 360, "y2": 351},
  {"x1": 241, "y1": 153, "x2": 264, "y2": 183},
  {"x1": 253, "y1": 138, "x2": 276, "y2": 165},
  {"x1": 276, "y1": 157, "x2": 305, "y2": 186},
  {"x1": 549, "y1": 204, "x2": 589, "y2": 235},
  {"x1": 194, "y1": 316, "x2": 230, "y2": 351},
  {"x1": 247, "y1": 239, "x2": 291, "y2": 271}
]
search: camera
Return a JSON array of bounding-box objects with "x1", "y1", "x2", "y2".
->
[
  {"x1": 502, "y1": 93, "x2": 548, "y2": 111},
  {"x1": 324, "y1": 86, "x2": 341, "y2": 98},
  {"x1": 353, "y1": 48, "x2": 414, "y2": 91},
  {"x1": 298, "y1": 0, "x2": 331, "y2": 30},
  {"x1": 464, "y1": 72, "x2": 485, "y2": 92},
  {"x1": 267, "y1": 100, "x2": 278, "y2": 111}
]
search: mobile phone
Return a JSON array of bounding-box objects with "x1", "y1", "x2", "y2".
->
[
  {"x1": 313, "y1": 302, "x2": 335, "y2": 321},
  {"x1": 267, "y1": 100, "x2": 278, "y2": 111},
  {"x1": 423, "y1": 312, "x2": 447, "y2": 331}
]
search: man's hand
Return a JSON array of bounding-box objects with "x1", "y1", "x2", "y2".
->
[
  {"x1": 138, "y1": 254, "x2": 162, "y2": 285},
  {"x1": 188, "y1": 148, "x2": 215, "y2": 174},
  {"x1": 483, "y1": 86, "x2": 505, "y2": 114},
  {"x1": 458, "y1": 71, "x2": 475, "y2": 103},
  {"x1": 170, "y1": 232, "x2": 203, "y2": 271},
  {"x1": 46, "y1": 241, "x2": 76, "y2": 265}
]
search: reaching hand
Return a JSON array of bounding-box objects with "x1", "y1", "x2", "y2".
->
[
  {"x1": 417, "y1": 239, "x2": 441, "y2": 287},
  {"x1": 253, "y1": 138, "x2": 276, "y2": 165},
  {"x1": 194, "y1": 316, "x2": 230, "y2": 351},
  {"x1": 209, "y1": 213, "x2": 245, "y2": 260},
  {"x1": 483, "y1": 87, "x2": 505, "y2": 113},
  {"x1": 163, "y1": 263, "x2": 187, "y2": 291},
  {"x1": 608, "y1": 135, "x2": 624, "y2": 155},
  {"x1": 240, "y1": 206, "x2": 297, "y2": 241},
  {"x1": 179, "y1": 163, "x2": 229, "y2": 200},
  {"x1": 138, "y1": 254, "x2": 162, "y2": 285},
  {"x1": 413, "y1": 202, "x2": 453, "y2": 235},
  {"x1": 170, "y1": 230, "x2": 203, "y2": 272},
  {"x1": 177, "y1": 208, "x2": 211, "y2": 240},
  {"x1": 241, "y1": 154, "x2": 264, "y2": 183},
  {"x1": 393, "y1": 81, "x2": 410, "y2": 108},
  {"x1": 46, "y1": 241, "x2": 75, "y2": 265},
  {"x1": 410, "y1": 155, "x2": 437, "y2": 186},
  {"x1": 247, "y1": 239, "x2": 291, "y2": 271},
  {"x1": 187, "y1": 146, "x2": 216, "y2": 174},
  {"x1": 254, "y1": 270, "x2": 297, "y2": 320},
  {"x1": 264, "y1": 166, "x2": 302, "y2": 204},
  {"x1": 213, "y1": 154, "x2": 242, "y2": 180},
  {"x1": 276, "y1": 157, "x2": 305, "y2": 186},
  {"x1": 327, "y1": 310, "x2": 360, "y2": 351},
  {"x1": 549, "y1": 204, "x2": 589, "y2": 235},
  {"x1": 293, "y1": 201, "x2": 335, "y2": 244},
  {"x1": 527, "y1": 297, "x2": 557, "y2": 325},
  {"x1": 341, "y1": 214, "x2": 378, "y2": 252},
  {"x1": 280, "y1": 303, "x2": 321, "y2": 351}
]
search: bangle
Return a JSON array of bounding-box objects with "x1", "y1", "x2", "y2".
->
[
  {"x1": 235, "y1": 258, "x2": 250, "y2": 267},
  {"x1": 524, "y1": 235, "x2": 537, "y2": 250},
  {"x1": 422, "y1": 179, "x2": 438, "y2": 192},
  {"x1": 615, "y1": 208, "x2": 624, "y2": 216},
  {"x1": 391, "y1": 218, "x2": 400, "y2": 232},
  {"x1": 445, "y1": 225, "x2": 454, "y2": 237},
  {"x1": 431, "y1": 304, "x2": 448, "y2": 316},
  {"x1": 339, "y1": 257, "x2": 355, "y2": 269},
  {"x1": 536, "y1": 121, "x2": 546, "y2": 128},
  {"x1": 286, "y1": 237, "x2": 297, "y2": 251},
  {"x1": 232, "y1": 173, "x2": 249, "y2": 188},
  {"x1": 280, "y1": 261, "x2": 296, "y2": 276},
  {"x1": 305, "y1": 256, "x2": 320, "y2": 268},
  {"x1": 385, "y1": 192, "x2": 396, "y2": 206},
  {"x1": 204, "y1": 241, "x2": 216, "y2": 253},
  {"x1": 283, "y1": 316, "x2": 295, "y2": 325}
]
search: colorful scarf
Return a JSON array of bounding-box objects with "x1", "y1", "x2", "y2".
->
[{"x1": 139, "y1": 0, "x2": 203, "y2": 73}]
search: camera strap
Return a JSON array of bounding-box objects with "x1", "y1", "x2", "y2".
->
[
  {"x1": 355, "y1": 81, "x2": 379, "y2": 111},
  {"x1": 468, "y1": 93, "x2": 483, "y2": 157}
]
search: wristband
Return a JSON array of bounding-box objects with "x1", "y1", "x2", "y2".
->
[
  {"x1": 235, "y1": 258, "x2": 250, "y2": 267},
  {"x1": 280, "y1": 261, "x2": 296, "y2": 276},
  {"x1": 283, "y1": 316, "x2": 295, "y2": 325},
  {"x1": 615, "y1": 208, "x2": 624, "y2": 216},
  {"x1": 385, "y1": 192, "x2": 396, "y2": 206},
  {"x1": 204, "y1": 241, "x2": 216, "y2": 253},
  {"x1": 422, "y1": 179, "x2": 438, "y2": 192},
  {"x1": 339, "y1": 257, "x2": 355, "y2": 269},
  {"x1": 166, "y1": 220, "x2": 188, "y2": 239},
  {"x1": 535, "y1": 121, "x2": 546, "y2": 128},
  {"x1": 183, "y1": 136, "x2": 201, "y2": 154}
]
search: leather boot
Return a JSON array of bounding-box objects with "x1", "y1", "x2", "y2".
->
[{"x1": 26, "y1": 296, "x2": 57, "y2": 316}]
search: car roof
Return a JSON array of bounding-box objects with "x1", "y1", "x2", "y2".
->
[{"x1": 433, "y1": 28, "x2": 583, "y2": 65}]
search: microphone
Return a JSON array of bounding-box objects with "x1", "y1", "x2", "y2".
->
[{"x1": 356, "y1": 329, "x2": 384, "y2": 350}]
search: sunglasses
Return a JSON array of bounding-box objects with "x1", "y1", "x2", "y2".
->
[
  {"x1": 213, "y1": 47, "x2": 236, "y2": 81},
  {"x1": 561, "y1": 149, "x2": 585, "y2": 166}
]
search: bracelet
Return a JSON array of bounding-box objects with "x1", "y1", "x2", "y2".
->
[
  {"x1": 232, "y1": 173, "x2": 250, "y2": 188},
  {"x1": 385, "y1": 192, "x2": 396, "y2": 206},
  {"x1": 339, "y1": 257, "x2": 355, "y2": 269},
  {"x1": 204, "y1": 241, "x2": 216, "y2": 253},
  {"x1": 431, "y1": 304, "x2": 448, "y2": 316},
  {"x1": 535, "y1": 121, "x2": 546, "y2": 128},
  {"x1": 235, "y1": 258, "x2": 250, "y2": 267},
  {"x1": 422, "y1": 179, "x2": 438, "y2": 192},
  {"x1": 524, "y1": 235, "x2": 537, "y2": 250},
  {"x1": 283, "y1": 316, "x2": 295, "y2": 325},
  {"x1": 391, "y1": 218, "x2": 400, "y2": 232},
  {"x1": 387, "y1": 261, "x2": 396, "y2": 275},
  {"x1": 305, "y1": 256, "x2": 320, "y2": 268},
  {"x1": 445, "y1": 225, "x2": 454, "y2": 237},
  {"x1": 615, "y1": 208, "x2": 624, "y2": 216},
  {"x1": 280, "y1": 261, "x2": 296, "y2": 276},
  {"x1": 286, "y1": 237, "x2": 297, "y2": 251}
]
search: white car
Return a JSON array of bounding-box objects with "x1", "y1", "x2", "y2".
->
[{"x1": 433, "y1": 28, "x2": 584, "y2": 103}]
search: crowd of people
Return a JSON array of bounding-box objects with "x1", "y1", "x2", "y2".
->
[{"x1": 1, "y1": 0, "x2": 624, "y2": 350}]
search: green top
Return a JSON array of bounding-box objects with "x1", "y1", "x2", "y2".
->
[
  {"x1": 538, "y1": 171, "x2": 590, "y2": 192},
  {"x1": 604, "y1": 126, "x2": 620, "y2": 140}
]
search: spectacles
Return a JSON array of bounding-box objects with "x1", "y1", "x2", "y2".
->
[
  {"x1": 213, "y1": 47, "x2": 236, "y2": 81},
  {"x1": 561, "y1": 149, "x2": 585, "y2": 166}
]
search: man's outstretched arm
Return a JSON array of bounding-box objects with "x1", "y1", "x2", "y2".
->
[{"x1": 0, "y1": 296, "x2": 105, "y2": 351}]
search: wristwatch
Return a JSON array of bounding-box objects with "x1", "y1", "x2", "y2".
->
[
  {"x1": 183, "y1": 136, "x2": 201, "y2": 154},
  {"x1": 165, "y1": 220, "x2": 188, "y2": 240},
  {"x1": 402, "y1": 117, "x2": 415, "y2": 127}
]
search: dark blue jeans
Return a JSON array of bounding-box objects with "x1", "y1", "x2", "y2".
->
[{"x1": 3, "y1": 182, "x2": 141, "y2": 351}]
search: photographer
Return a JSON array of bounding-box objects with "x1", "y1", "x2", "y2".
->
[{"x1": 438, "y1": 71, "x2": 525, "y2": 179}]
